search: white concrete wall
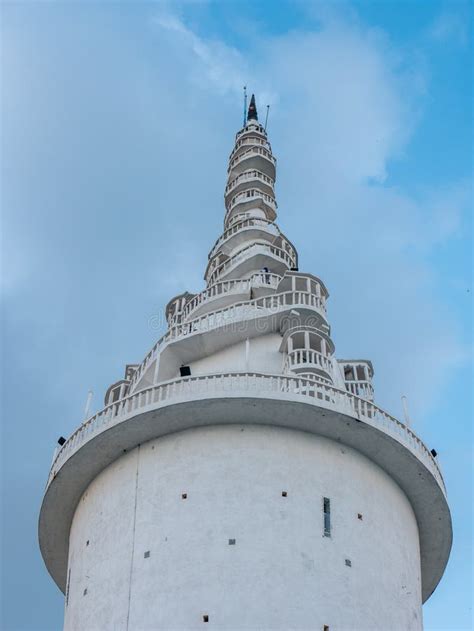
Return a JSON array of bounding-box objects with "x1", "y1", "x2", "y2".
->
[
  {"x1": 65, "y1": 425, "x2": 422, "y2": 631},
  {"x1": 190, "y1": 334, "x2": 283, "y2": 376}
]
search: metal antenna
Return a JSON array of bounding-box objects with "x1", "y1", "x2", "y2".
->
[
  {"x1": 243, "y1": 86, "x2": 247, "y2": 126},
  {"x1": 401, "y1": 395, "x2": 411, "y2": 427},
  {"x1": 264, "y1": 104, "x2": 270, "y2": 131},
  {"x1": 84, "y1": 390, "x2": 93, "y2": 421}
]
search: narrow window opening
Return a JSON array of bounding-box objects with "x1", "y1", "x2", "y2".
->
[
  {"x1": 86, "y1": 540, "x2": 89, "y2": 546},
  {"x1": 323, "y1": 626, "x2": 330, "y2": 631},
  {"x1": 357, "y1": 513, "x2": 363, "y2": 520},
  {"x1": 282, "y1": 491, "x2": 287, "y2": 497},
  {"x1": 203, "y1": 615, "x2": 209, "y2": 623},
  {"x1": 228, "y1": 538, "x2": 236, "y2": 545},
  {"x1": 181, "y1": 493, "x2": 187, "y2": 499},
  {"x1": 83, "y1": 588, "x2": 87, "y2": 596},
  {"x1": 323, "y1": 497, "x2": 331, "y2": 537},
  {"x1": 345, "y1": 559, "x2": 352, "y2": 567},
  {"x1": 144, "y1": 551, "x2": 150, "y2": 558}
]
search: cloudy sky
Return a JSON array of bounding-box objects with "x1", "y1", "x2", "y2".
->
[{"x1": 1, "y1": 1, "x2": 472, "y2": 629}]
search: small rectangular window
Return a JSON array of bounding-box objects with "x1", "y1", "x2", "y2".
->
[{"x1": 323, "y1": 497, "x2": 331, "y2": 537}]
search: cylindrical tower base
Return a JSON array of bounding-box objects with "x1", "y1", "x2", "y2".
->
[{"x1": 65, "y1": 424, "x2": 422, "y2": 630}]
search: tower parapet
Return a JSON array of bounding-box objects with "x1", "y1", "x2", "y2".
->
[{"x1": 39, "y1": 95, "x2": 451, "y2": 631}]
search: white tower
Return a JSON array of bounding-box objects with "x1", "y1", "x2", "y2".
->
[{"x1": 39, "y1": 95, "x2": 452, "y2": 631}]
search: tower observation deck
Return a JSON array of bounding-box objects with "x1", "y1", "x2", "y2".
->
[{"x1": 39, "y1": 95, "x2": 452, "y2": 631}]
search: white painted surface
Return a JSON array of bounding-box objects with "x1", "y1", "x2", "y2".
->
[{"x1": 65, "y1": 425, "x2": 422, "y2": 631}]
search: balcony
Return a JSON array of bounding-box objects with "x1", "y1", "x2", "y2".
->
[
  {"x1": 206, "y1": 240, "x2": 296, "y2": 285},
  {"x1": 345, "y1": 380, "x2": 374, "y2": 401},
  {"x1": 285, "y1": 348, "x2": 333, "y2": 379},
  {"x1": 225, "y1": 191, "x2": 277, "y2": 226},
  {"x1": 129, "y1": 289, "x2": 327, "y2": 390},
  {"x1": 229, "y1": 136, "x2": 271, "y2": 162},
  {"x1": 208, "y1": 217, "x2": 280, "y2": 261},
  {"x1": 181, "y1": 273, "x2": 281, "y2": 322},
  {"x1": 228, "y1": 146, "x2": 276, "y2": 180},
  {"x1": 225, "y1": 170, "x2": 275, "y2": 202},
  {"x1": 40, "y1": 371, "x2": 450, "y2": 603}
]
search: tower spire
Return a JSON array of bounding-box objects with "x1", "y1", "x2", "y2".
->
[{"x1": 247, "y1": 93, "x2": 258, "y2": 121}]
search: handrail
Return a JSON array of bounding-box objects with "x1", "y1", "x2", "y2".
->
[
  {"x1": 207, "y1": 241, "x2": 297, "y2": 285},
  {"x1": 344, "y1": 380, "x2": 374, "y2": 400},
  {"x1": 129, "y1": 289, "x2": 326, "y2": 390},
  {"x1": 182, "y1": 273, "x2": 281, "y2": 322},
  {"x1": 286, "y1": 349, "x2": 333, "y2": 375},
  {"x1": 47, "y1": 372, "x2": 446, "y2": 496},
  {"x1": 209, "y1": 217, "x2": 279, "y2": 260},
  {"x1": 225, "y1": 170, "x2": 275, "y2": 198},
  {"x1": 228, "y1": 146, "x2": 276, "y2": 173},
  {"x1": 229, "y1": 137, "x2": 270, "y2": 161},
  {"x1": 226, "y1": 190, "x2": 277, "y2": 215}
]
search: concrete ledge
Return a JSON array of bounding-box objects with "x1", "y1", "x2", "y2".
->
[{"x1": 39, "y1": 383, "x2": 452, "y2": 603}]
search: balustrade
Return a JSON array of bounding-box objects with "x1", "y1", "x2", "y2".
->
[
  {"x1": 228, "y1": 146, "x2": 276, "y2": 173},
  {"x1": 226, "y1": 190, "x2": 277, "y2": 216},
  {"x1": 229, "y1": 137, "x2": 271, "y2": 161},
  {"x1": 207, "y1": 241, "x2": 297, "y2": 285},
  {"x1": 345, "y1": 380, "x2": 374, "y2": 401},
  {"x1": 225, "y1": 170, "x2": 275, "y2": 198},
  {"x1": 285, "y1": 348, "x2": 333, "y2": 375},
  {"x1": 48, "y1": 372, "x2": 445, "y2": 496},
  {"x1": 209, "y1": 217, "x2": 279, "y2": 260}
]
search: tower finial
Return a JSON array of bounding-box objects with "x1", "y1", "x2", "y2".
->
[{"x1": 247, "y1": 94, "x2": 258, "y2": 121}]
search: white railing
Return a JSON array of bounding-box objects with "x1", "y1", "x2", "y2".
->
[
  {"x1": 167, "y1": 290, "x2": 323, "y2": 341},
  {"x1": 345, "y1": 380, "x2": 374, "y2": 401},
  {"x1": 285, "y1": 349, "x2": 333, "y2": 375},
  {"x1": 228, "y1": 146, "x2": 276, "y2": 173},
  {"x1": 298, "y1": 372, "x2": 333, "y2": 386},
  {"x1": 209, "y1": 217, "x2": 279, "y2": 260},
  {"x1": 181, "y1": 273, "x2": 281, "y2": 322},
  {"x1": 229, "y1": 137, "x2": 270, "y2": 161},
  {"x1": 225, "y1": 170, "x2": 275, "y2": 198},
  {"x1": 207, "y1": 241, "x2": 297, "y2": 285},
  {"x1": 226, "y1": 190, "x2": 277, "y2": 216},
  {"x1": 129, "y1": 290, "x2": 326, "y2": 390},
  {"x1": 47, "y1": 372, "x2": 445, "y2": 496},
  {"x1": 236, "y1": 125, "x2": 267, "y2": 140}
]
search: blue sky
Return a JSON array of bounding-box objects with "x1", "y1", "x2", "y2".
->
[{"x1": 1, "y1": 1, "x2": 472, "y2": 629}]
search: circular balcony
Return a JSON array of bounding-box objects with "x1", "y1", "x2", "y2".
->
[
  {"x1": 229, "y1": 136, "x2": 271, "y2": 163},
  {"x1": 235, "y1": 125, "x2": 268, "y2": 142},
  {"x1": 345, "y1": 380, "x2": 375, "y2": 401},
  {"x1": 40, "y1": 372, "x2": 450, "y2": 603},
  {"x1": 228, "y1": 146, "x2": 276, "y2": 181},
  {"x1": 208, "y1": 217, "x2": 280, "y2": 261},
  {"x1": 285, "y1": 348, "x2": 334, "y2": 380},
  {"x1": 129, "y1": 289, "x2": 328, "y2": 390},
  {"x1": 181, "y1": 273, "x2": 281, "y2": 322},
  {"x1": 225, "y1": 191, "x2": 277, "y2": 226},
  {"x1": 225, "y1": 170, "x2": 275, "y2": 204},
  {"x1": 206, "y1": 240, "x2": 296, "y2": 285}
]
